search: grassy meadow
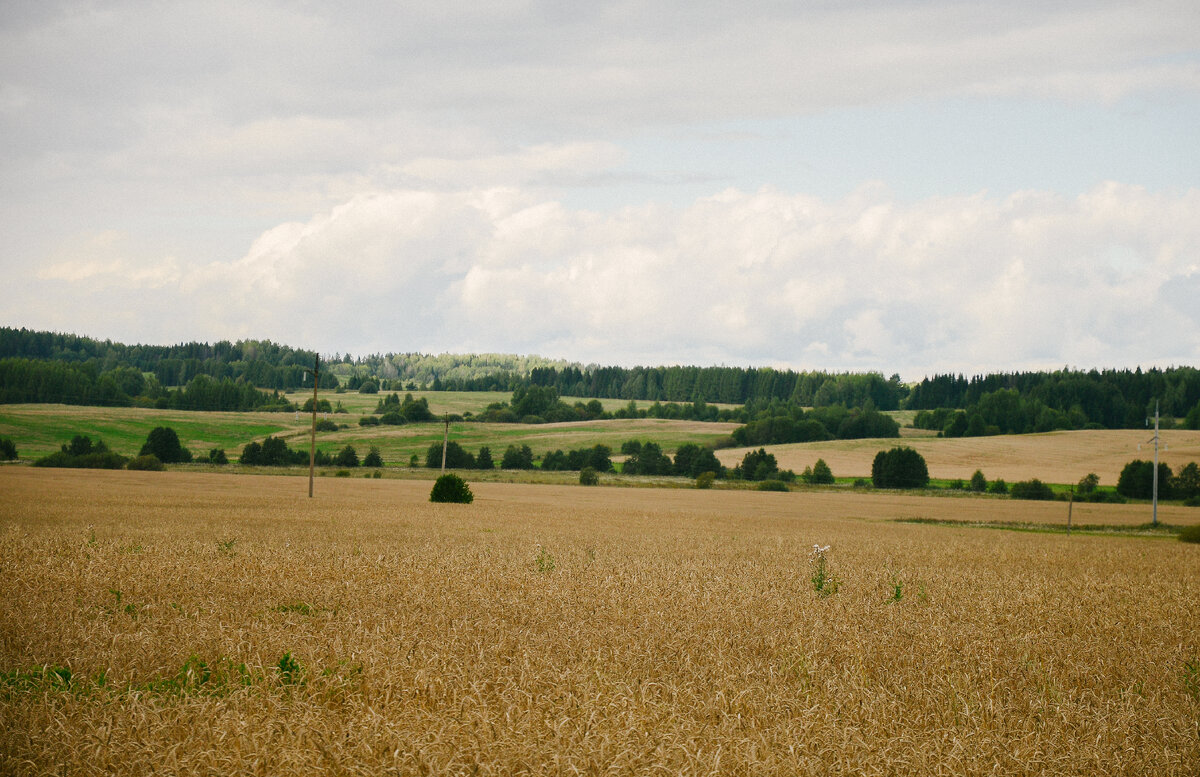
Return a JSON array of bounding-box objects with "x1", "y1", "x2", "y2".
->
[{"x1": 1, "y1": 467, "x2": 1197, "y2": 776}]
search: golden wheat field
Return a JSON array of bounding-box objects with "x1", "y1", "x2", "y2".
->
[{"x1": 1, "y1": 467, "x2": 1198, "y2": 776}]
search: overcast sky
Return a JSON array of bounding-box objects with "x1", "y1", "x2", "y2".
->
[{"x1": 2, "y1": 1, "x2": 1199, "y2": 379}]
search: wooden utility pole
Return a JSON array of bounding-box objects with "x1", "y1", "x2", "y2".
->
[
  {"x1": 307, "y1": 356, "x2": 319, "y2": 498},
  {"x1": 1066, "y1": 487, "x2": 1073, "y2": 536},
  {"x1": 441, "y1": 416, "x2": 450, "y2": 471}
]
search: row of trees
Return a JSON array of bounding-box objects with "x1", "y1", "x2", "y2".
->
[
  {"x1": 908, "y1": 367, "x2": 1200, "y2": 427},
  {"x1": 0, "y1": 358, "x2": 294, "y2": 411}
]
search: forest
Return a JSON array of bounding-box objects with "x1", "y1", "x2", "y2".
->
[{"x1": 2, "y1": 327, "x2": 1198, "y2": 433}]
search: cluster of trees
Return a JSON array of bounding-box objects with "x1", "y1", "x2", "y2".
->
[
  {"x1": 542, "y1": 445, "x2": 614, "y2": 472},
  {"x1": 361, "y1": 393, "x2": 435, "y2": 425},
  {"x1": 731, "y1": 400, "x2": 900, "y2": 446},
  {"x1": 32, "y1": 435, "x2": 127, "y2": 469},
  {"x1": 1116, "y1": 460, "x2": 1200, "y2": 502},
  {"x1": 423, "y1": 442, "x2": 497, "y2": 470},
  {"x1": 908, "y1": 367, "x2": 1200, "y2": 429}
]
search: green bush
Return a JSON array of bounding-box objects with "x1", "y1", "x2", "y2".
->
[
  {"x1": 987, "y1": 479, "x2": 1008, "y2": 494},
  {"x1": 430, "y1": 473, "x2": 474, "y2": 504},
  {"x1": 0, "y1": 437, "x2": 16, "y2": 460},
  {"x1": 139, "y1": 426, "x2": 192, "y2": 463},
  {"x1": 695, "y1": 471, "x2": 715, "y2": 489},
  {"x1": 314, "y1": 419, "x2": 339, "y2": 432},
  {"x1": 127, "y1": 454, "x2": 166, "y2": 471},
  {"x1": 208, "y1": 448, "x2": 228, "y2": 465},
  {"x1": 871, "y1": 447, "x2": 929, "y2": 489},
  {"x1": 335, "y1": 470, "x2": 351, "y2": 477},
  {"x1": 335, "y1": 445, "x2": 359, "y2": 467},
  {"x1": 363, "y1": 447, "x2": 383, "y2": 468},
  {"x1": 1010, "y1": 479, "x2": 1054, "y2": 500},
  {"x1": 969, "y1": 470, "x2": 987, "y2": 492},
  {"x1": 757, "y1": 479, "x2": 789, "y2": 492},
  {"x1": 1179, "y1": 525, "x2": 1200, "y2": 543},
  {"x1": 579, "y1": 466, "x2": 599, "y2": 486}
]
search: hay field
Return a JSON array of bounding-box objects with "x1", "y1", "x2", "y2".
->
[
  {"x1": 2, "y1": 468, "x2": 1198, "y2": 776},
  {"x1": 724, "y1": 428, "x2": 1200, "y2": 484}
]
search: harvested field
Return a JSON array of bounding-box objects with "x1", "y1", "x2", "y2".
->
[
  {"x1": 2, "y1": 468, "x2": 1198, "y2": 776},
  {"x1": 724, "y1": 428, "x2": 1200, "y2": 484}
]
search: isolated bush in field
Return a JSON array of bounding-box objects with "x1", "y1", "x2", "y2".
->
[
  {"x1": 1077, "y1": 472, "x2": 1100, "y2": 494},
  {"x1": 363, "y1": 447, "x2": 383, "y2": 468},
  {"x1": 1179, "y1": 525, "x2": 1200, "y2": 543},
  {"x1": 430, "y1": 473, "x2": 473, "y2": 503},
  {"x1": 969, "y1": 470, "x2": 987, "y2": 492},
  {"x1": 871, "y1": 447, "x2": 929, "y2": 489},
  {"x1": 208, "y1": 448, "x2": 228, "y2": 465},
  {"x1": 335, "y1": 469, "x2": 351, "y2": 477},
  {"x1": 140, "y1": 427, "x2": 192, "y2": 463},
  {"x1": 695, "y1": 471, "x2": 715, "y2": 489},
  {"x1": 1010, "y1": 479, "x2": 1054, "y2": 500},
  {"x1": 335, "y1": 445, "x2": 359, "y2": 467},
  {"x1": 987, "y1": 479, "x2": 1008, "y2": 494},
  {"x1": 314, "y1": 419, "x2": 339, "y2": 432},
  {"x1": 127, "y1": 454, "x2": 165, "y2": 471},
  {"x1": 757, "y1": 479, "x2": 789, "y2": 492},
  {"x1": 0, "y1": 437, "x2": 16, "y2": 460},
  {"x1": 579, "y1": 466, "x2": 599, "y2": 486}
]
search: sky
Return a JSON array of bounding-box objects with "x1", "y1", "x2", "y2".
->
[{"x1": 2, "y1": 0, "x2": 1199, "y2": 380}]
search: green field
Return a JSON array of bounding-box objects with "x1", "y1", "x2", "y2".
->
[{"x1": 0, "y1": 400, "x2": 738, "y2": 466}]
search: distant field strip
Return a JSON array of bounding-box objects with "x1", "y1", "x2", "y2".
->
[
  {"x1": 723, "y1": 428, "x2": 1200, "y2": 483},
  {"x1": 1, "y1": 468, "x2": 1198, "y2": 775}
]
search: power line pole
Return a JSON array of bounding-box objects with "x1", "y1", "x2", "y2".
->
[
  {"x1": 1149, "y1": 400, "x2": 1161, "y2": 527},
  {"x1": 441, "y1": 415, "x2": 450, "y2": 472},
  {"x1": 306, "y1": 356, "x2": 319, "y2": 498}
]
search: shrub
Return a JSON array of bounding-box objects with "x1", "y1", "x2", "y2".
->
[
  {"x1": 208, "y1": 448, "x2": 228, "y2": 465},
  {"x1": 1010, "y1": 479, "x2": 1054, "y2": 500},
  {"x1": 1179, "y1": 525, "x2": 1200, "y2": 543},
  {"x1": 500, "y1": 444, "x2": 534, "y2": 470},
  {"x1": 0, "y1": 437, "x2": 16, "y2": 460},
  {"x1": 335, "y1": 469, "x2": 351, "y2": 477},
  {"x1": 314, "y1": 419, "x2": 339, "y2": 432},
  {"x1": 987, "y1": 479, "x2": 1008, "y2": 494},
  {"x1": 139, "y1": 426, "x2": 192, "y2": 464},
  {"x1": 579, "y1": 466, "x2": 599, "y2": 486},
  {"x1": 379, "y1": 412, "x2": 404, "y2": 425},
  {"x1": 810, "y1": 458, "x2": 834, "y2": 484},
  {"x1": 358, "y1": 415, "x2": 381, "y2": 426},
  {"x1": 695, "y1": 471, "x2": 715, "y2": 489},
  {"x1": 363, "y1": 447, "x2": 383, "y2": 468},
  {"x1": 476, "y1": 446, "x2": 494, "y2": 470},
  {"x1": 969, "y1": 470, "x2": 987, "y2": 492},
  {"x1": 335, "y1": 445, "x2": 359, "y2": 467},
  {"x1": 757, "y1": 479, "x2": 789, "y2": 492},
  {"x1": 127, "y1": 454, "x2": 166, "y2": 471},
  {"x1": 430, "y1": 473, "x2": 473, "y2": 504},
  {"x1": 1077, "y1": 472, "x2": 1100, "y2": 495},
  {"x1": 871, "y1": 447, "x2": 929, "y2": 489}
]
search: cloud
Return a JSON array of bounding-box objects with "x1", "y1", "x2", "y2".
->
[{"x1": 18, "y1": 180, "x2": 1200, "y2": 377}]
